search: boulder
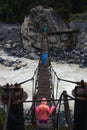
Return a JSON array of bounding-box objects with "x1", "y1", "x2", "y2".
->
[{"x1": 21, "y1": 6, "x2": 69, "y2": 51}]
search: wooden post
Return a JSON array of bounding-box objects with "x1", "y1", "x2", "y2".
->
[
  {"x1": 72, "y1": 81, "x2": 87, "y2": 130},
  {"x1": 1, "y1": 83, "x2": 28, "y2": 130},
  {"x1": 73, "y1": 99, "x2": 87, "y2": 130},
  {"x1": 7, "y1": 102, "x2": 24, "y2": 130},
  {"x1": 63, "y1": 91, "x2": 72, "y2": 130}
]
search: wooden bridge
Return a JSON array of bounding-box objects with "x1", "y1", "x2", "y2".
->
[
  {"x1": 35, "y1": 33, "x2": 51, "y2": 101},
  {"x1": 32, "y1": 32, "x2": 55, "y2": 129},
  {"x1": 1, "y1": 29, "x2": 87, "y2": 130},
  {"x1": 29, "y1": 30, "x2": 76, "y2": 130}
]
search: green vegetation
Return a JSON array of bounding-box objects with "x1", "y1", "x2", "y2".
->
[
  {"x1": 0, "y1": 108, "x2": 5, "y2": 130},
  {"x1": 25, "y1": 126, "x2": 68, "y2": 130},
  {"x1": 69, "y1": 12, "x2": 87, "y2": 21},
  {"x1": 25, "y1": 125, "x2": 35, "y2": 130},
  {"x1": 0, "y1": 85, "x2": 3, "y2": 95},
  {"x1": 0, "y1": 0, "x2": 87, "y2": 23}
]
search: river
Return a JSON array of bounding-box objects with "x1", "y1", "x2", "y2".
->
[{"x1": 0, "y1": 50, "x2": 87, "y2": 110}]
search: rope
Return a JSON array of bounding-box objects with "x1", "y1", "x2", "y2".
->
[
  {"x1": 56, "y1": 79, "x2": 58, "y2": 99},
  {"x1": 51, "y1": 67, "x2": 78, "y2": 84},
  {"x1": 18, "y1": 77, "x2": 33, "y2": 85},
  {"x1": 58, "y1": 77, "x2": 77, "y2": 84},
  {"x1": 18, "y1": 67, "x2": 38, "y2": 85},
  {"x1": 24, "y1": 98, "x2": 75, "y2": 103},
  {"x1": 48, "y1": 30, "x2": 78, "y2": 35}
]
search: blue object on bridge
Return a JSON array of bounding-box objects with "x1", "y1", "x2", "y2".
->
[
  {"x1": 43, "y1": 26, "x2": 48, "y2": 33},
  {"x1": 42, "y1": 52, "x2": 48, "y2": 64}
]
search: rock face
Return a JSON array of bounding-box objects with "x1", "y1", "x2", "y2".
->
[
  {"x1": 21, "y1": 6, "x2": 69, "y2": 51},
  {"x1": 0, "y1": 23, "x2": 25, "y2": 57},
  {"x1": 70, "y1": 21, "x2": 87, "y2": 52},
  {"x1": 69, "y1": 21, "x2": 87, "y2": 67}
]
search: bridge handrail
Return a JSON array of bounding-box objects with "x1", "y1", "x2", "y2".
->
[{"x1": 51, "y1": 66, "x2": 78, "y2": 84}]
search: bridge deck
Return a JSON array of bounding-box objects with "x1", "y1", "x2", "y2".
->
[
  {"x1": 34, "y1": 34, "x2": 55, "y2": 129},
  {"x1": 35, "y1": 61, "x2": 54, "y2": 129},
  {"x1": 36, "y1": 62, "x2": 51, "y2": 105}
]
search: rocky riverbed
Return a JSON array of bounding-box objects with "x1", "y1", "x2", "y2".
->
[
  {"x1": 0, "y1": 6, "x2": 87, "y2": 68},
  {"x1": 0, "y1": 22, "x2": 87, "y2": 68}
]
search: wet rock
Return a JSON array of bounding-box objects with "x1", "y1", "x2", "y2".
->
[
  {"x1": 0, "y1": 57, "x2": 5, "y2": 63},
  {"x1": 0, "y1": 35, "x2": 4, "y2": 41},
  {"x1": 29, "y1": 52, "x2": 39, "y2": 60},
  {"x1": 4, "y1": 43, "x2": 11, "y2": 49}
]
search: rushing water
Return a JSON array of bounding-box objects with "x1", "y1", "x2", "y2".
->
[{"x1": 0, "y1": 50, "x2": 87, "y2": 110}]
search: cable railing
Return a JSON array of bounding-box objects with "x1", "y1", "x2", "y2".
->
[
  {"x1": 23, "y1": 91, "x2": 74, "y2": 130},
  {"x1": 1, "y1": 29, "x2": 85, "y2": 130},
  {"x1": 2, "y1": 65, "x2": 85, "y2": 130}
]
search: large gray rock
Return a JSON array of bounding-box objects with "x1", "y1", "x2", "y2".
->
[
  {"x1": 69, "y1": 21, "x2": 87, "y2": 52},
  {"x1": 21, "y1": 6, "x2": 69, "y2": 51}
]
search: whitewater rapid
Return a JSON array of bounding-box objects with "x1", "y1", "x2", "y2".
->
[{"x1": 0, "y1": 50, "x2": 87, "y2": 110}]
